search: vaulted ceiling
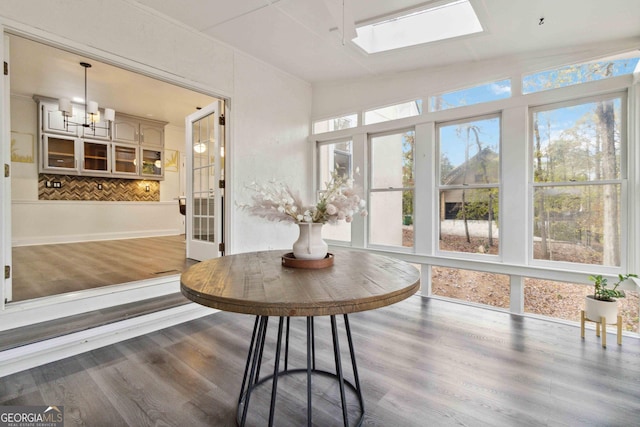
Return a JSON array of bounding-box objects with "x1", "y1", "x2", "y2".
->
[{"x1": 133, "y1": 0, "x2": 640, "y2": 83}]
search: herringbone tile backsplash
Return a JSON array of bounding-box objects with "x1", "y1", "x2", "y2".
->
[{"x1": 39, "y1": 174, "x2": 160, "y2": 201}]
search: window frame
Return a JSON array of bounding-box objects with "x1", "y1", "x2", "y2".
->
[
  {"x1": 435, "y1": 112, "x2": 502, "y2": 260},
  {"x1": 367, "y1": 127, "x2": 416, "y2": 252},
  {"x1": 312, "y1": 113, "x2": 358, "y2": 135},
  {"x1": 528, "y1": 91, "x2": 629, "y2": 272},
  {"x1": 429, "y1": 78, "x2": 512, "y2": 112},
  {"x1": 316, "y1": 137, "x2": 356, "y2": 245}
]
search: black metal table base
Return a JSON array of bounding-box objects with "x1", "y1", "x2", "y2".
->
[{"x1": 236, "y1": 315, "x2": 365, "y2": 427}]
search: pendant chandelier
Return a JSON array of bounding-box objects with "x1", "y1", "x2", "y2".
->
[{"x1": 58, "y1": 62, "x2": 115, "y2": 136}]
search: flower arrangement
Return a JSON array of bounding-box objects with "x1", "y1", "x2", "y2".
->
[{"x1": 243, "y1": 169, "x2": 367, "y2": 224}]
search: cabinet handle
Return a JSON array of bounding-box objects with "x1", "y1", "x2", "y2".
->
[{"x1": 140, "y1": 133, "x2": 144, "y2": 143}]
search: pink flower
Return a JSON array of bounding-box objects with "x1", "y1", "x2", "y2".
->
[{"x1": 326, "y1": 203, "x2": 337, "y2": 215}]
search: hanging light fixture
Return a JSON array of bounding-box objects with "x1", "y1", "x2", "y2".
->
[{"x1": 58, "y1": 62, "x2": 115, "y2": 136}]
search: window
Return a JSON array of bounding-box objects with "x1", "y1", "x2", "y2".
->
[
  {"x1": 364, "y1": 100, "x2": 423, "y2": 125},
  {"x1": 432, "y1": 266, "x2": 510, "y2": 309},
  {"x1": 437, "y1": 115, "x2": 500, "y2": 254},
  {"x1": 313, "y1": 113, "x2": 357, "y2": 134},
  {"x1": 523, "y1": 278, "x2": 639, "y2": 332},
  {"x1": 523, "y1": 53, "x2": 640, "y2": 94},
  {"x1": 317, "y1": 140, "x2": 353, "y2": 242},
  {"x1": 430, "y1": 79, "x2": 511, "y2": 111},
  {"x1": 531, "y1": 94, "x2": 626, "y2": 267},
  {"x1": 352, "y1": 0, "x2": 483, "y2": 54},
  {"x1": 369, "y1": 130, "x2": 415, "y2": 248}
]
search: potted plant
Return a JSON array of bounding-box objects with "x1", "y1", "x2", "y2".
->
[{"x1": 585, "y1": 273, "x2": 638, "y2": 323}]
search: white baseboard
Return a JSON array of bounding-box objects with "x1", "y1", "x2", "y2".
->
[
  {"x1": 12, "y1": 229, "x2": 182, "y2": 246},
  {"x1": 0, "y1": 303, "x2": 217, "y2": 378}
]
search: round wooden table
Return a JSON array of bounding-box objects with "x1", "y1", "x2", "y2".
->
[{"x1": 181, "y1": 249, "x2": 420, "y2": 427}]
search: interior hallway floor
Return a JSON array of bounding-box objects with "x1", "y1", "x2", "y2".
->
[{"x1": 11, "y1": 235, "x2": 197, "y2": 302}]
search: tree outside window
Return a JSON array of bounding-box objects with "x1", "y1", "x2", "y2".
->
[
  {"x1": 532, "y1": 95, "x2": 624, "y2": 266},
  {"x1": 438, "y1": 116, "x2": 500, "y2": 255}
]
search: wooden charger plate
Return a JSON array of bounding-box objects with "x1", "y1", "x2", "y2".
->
[{"x1": 281, "y1": 252, "x2": 334, "y2": 269}]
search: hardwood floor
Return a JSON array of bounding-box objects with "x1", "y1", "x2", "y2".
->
[
  {"x1": 11, "y1": 235, "x2": 198, "y2": 301},
  {"x1": 1, "y1": 296, "x2": 638, "y2": 426}
]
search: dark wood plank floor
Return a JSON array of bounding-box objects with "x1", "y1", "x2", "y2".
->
[
  {"x1": 12, "y1": 235, "x2": 197, "y2": 301},
  {"x1": 1, "y1": 296, "x2": 639, "y2": 426}
]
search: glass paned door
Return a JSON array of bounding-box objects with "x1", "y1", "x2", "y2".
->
[{"x1": 186, "y1": 102, "x2": 223, "y2": 261}]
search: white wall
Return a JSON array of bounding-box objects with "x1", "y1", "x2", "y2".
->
[
  {"x1": 0, "y1": 0, "x2": 312, "y2": 253},
  {"x1": 231, "y1": 52, "x2": 312, "y2": 253},
  {"x1": 10, "y1": 95, "x2": 38, "y2": 200}
]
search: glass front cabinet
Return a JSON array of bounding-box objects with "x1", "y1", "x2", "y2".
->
[
  {"x1": 81, "y1": 140, "x2": 110, "y2": 174},
  {"x1": 42, "y1": 134, "x2": 78, "y2": 173},
  {"x1": 112, "y1": 144, "x2": 139, "y2": 177},
  {"x1": 141, "y1": 148, "x2": 163, "y2": 178},
  {"x1": 35, "y1": 96, "x2": 166, "y2": 180}
]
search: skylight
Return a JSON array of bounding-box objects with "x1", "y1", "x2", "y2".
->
[{"x1": 352, "y1": 0, "x2": 483, "y2": 54}]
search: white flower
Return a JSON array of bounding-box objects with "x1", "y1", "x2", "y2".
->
[
  {"x1": 326, "y1": 203, "x2": 337, "y2": 215},
  {"x1": 296, "y1": 214, "x2": 304, "y2": 221},
  {"x1": 345, "y1": 215, "x2": 353, "y2": 223},
  {"x1": 337, "y1": 210, "x2": 346, "y2": 220}
]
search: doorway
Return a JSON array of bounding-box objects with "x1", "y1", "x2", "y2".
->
[{"x1": 4, "y1": 34, "x2": 224, "y2": 303}]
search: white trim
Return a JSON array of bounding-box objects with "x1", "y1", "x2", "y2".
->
[
  {"x1": 0, "y1": 303, "x2": 216, "y2": 377},
  {"x1": 12, "y1": 228, "x2": 181, "y2": 247},
  {"x1": 1, "y1": 275, "x2": 182, "y2": 331},
  {"x1": 1, "y1": 29, "x2": 11, "y2": 306}
]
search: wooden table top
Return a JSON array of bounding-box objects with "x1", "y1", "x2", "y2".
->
[{"x1": 180, "y1": 249, "x2": 420, "y2": 317}]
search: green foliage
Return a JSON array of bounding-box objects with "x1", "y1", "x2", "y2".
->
[
  {"x1": 455, "y1": 189, "x2": 499, "y2": 222},
  {"x1": 588, "y1": 273, "x2": 638, "y2": 301},
  {"x1": 402, "y1": 132, "x2": 415, "y2": 217}
]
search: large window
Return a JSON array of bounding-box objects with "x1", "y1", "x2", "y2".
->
[
  {"x1": 531, "y1": 94, "x2": 626, "y2": 267},
  {"x1": 437, "y1": 115, "x2": 500, "y2": 255},
  {"x1": 317, "y1": 139, "x2": 353, "y2": 242},
  {"x1": 369, "y1": 130, "x2": 415, "y2": 248}
]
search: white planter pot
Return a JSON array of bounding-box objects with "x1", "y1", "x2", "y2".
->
[
  {"x1": 292, "y1": 222, "x2": 328, "y2": 260},
  {"x1": 584, "y1": 295, "x2": 618, "y2": 324}
]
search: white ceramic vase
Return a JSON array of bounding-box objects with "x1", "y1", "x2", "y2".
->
[
  {"x1": 584, "y1": 295, "x2": 618, "y2": 324},
  {"x1": 292, "y1": 222, "x2": 328, "y2": 260}
]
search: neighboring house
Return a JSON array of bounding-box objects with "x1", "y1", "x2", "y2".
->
[{"x1": 440, "y1": 147, "x2": 499, "y2": 221}]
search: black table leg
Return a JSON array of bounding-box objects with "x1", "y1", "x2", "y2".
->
[
  {"x1": 268, "y1": 317, "x2": 285, "y2": 426},
  {"x1": 237, "y1": 315, "x2": 364, "y2": 427},
  {"x1": 306, "y1": 316, "x2": 313, "y2": 427},
  {"x1": 331, "y1": 315, "x2": 349, "y2": 426},
  {"x1": 238, "y1": 315, "x2": 268, "y2": 427}
]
